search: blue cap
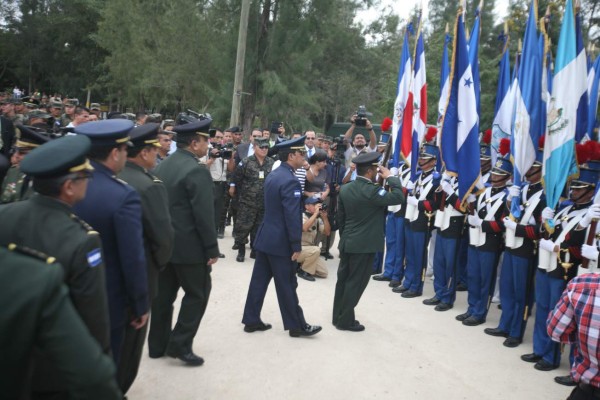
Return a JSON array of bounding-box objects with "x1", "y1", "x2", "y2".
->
[
  {"x1": 173, "y1": 118, "x2": 212, "y2": 137},
  {"x1": 419, "y1": 143, "x2": 439, "y2": 159},
  {"x1": 480, "y1": 144, "x2": 491, "y2": 160},
  {"x1": 571, "y1": 167, "x2": 599, "y2": 189},
  {"x1": 75, "y1": 120, "x2": 134, "y2": 147},
  {"x1": 275, "y1": 135, "x2": 306, "y2": 153},
  {"x1": 21, "y1": 135, "x2": 93, "y2": 178},
  {"x1": 492, "y1": 157, "x2": 513, "y2": 176},
  {"x1": 304, "y1": 197, "x2": 320, "y2": 205},
  {"x1": 15, "y1": 125, "x2": 50, "y2": 149}
]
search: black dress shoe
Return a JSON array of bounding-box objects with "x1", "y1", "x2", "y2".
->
[
  {"x1": 372, "y1": 274, "x2": 392, "y2": 282},
  {"x1": 462, "y1": 316, "x2": 485, "y2": 326},
  {"x1": 232, "y1": 243, "x2": 239, "y2": 250},
  {"x1": 455, "y1": 312, "x2": 470, "y2": 322},
  {"x1": 423, "y1": 296, "x2": 441, "y2": 306},
  {"x1": 534, "y1": 359, "x2": 559, "y2": 371},
  {"x1": 484, "y1": 327, "x2": 509, "y2": 338},
  {"x1": 218, "y1": 253, "x2": 225, "y2": 258},
  {"x1": 297, "y1": 270, "x2": 316, "y2": 282},
  {"x1": 148, "y1": 351, "x2": 164, "y2": 359},
  {"x1": 435, "y1": 303, "x2": 453, "y2": 312},
  {"x1": 456, "y1": 282, "x2": 468, "y2": 291},
  {"x1": 321, "y1": 252, "x2": 334, "y2": 260},
  {"x1": 250, "y1": 250, "x2": 256, "y2": 259},
  {"x1": 244, "y1": 322, "x2": 272, "y2": 333},
  {"x1": 401, "y1": 290, "x2": 420, "y2": 298},
  {"x1": 503, "y1": 336, "x2": 522, "y2": 348},
  {"x1": 389, "y1": 280, "x2": 401, "y2": 288},
  {"x1": 337, "y1": 321, "x2": 365, "y2": 332},
  {"x1": 521, "y1": 353, "x2": 543, "y2": 363},
  {"x1": 289, "y1": 324, "x2": 322, "y2": 337},
  {"x1": 236, "y1": 255, "x2": 245, "y2": 262},
  {"x1": 554, "y1": 375, "x2": 577, "y2": 386},
  {"x1": 166, "y1": 350, "x2": 204, "y2": 366},
  {"x1": 392, "y1": 285, "x2": 408, "y2": 293}
]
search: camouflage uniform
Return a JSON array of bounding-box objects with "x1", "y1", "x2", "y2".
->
[
  {"x1": 232, "y1": 155, "x2": 274, "y2": 248},
  {"x1": 0, "y1": 165, "x2": 30, "y2": 204}
]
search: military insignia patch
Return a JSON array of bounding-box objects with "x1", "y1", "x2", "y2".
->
[
  {"x1": 378, "y1": 188, "x2": 386, "y2": 196},
  {"x1": 294, "y1": 190, "x2": 301, "y2": 197},
  {"x1": 87, "y1": 248, "x2": 102, "y2": 267}
]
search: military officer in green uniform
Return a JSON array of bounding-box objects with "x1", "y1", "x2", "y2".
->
[
  {"x1": 117, "y1": 122, "x2": 174, "y2": 392},
  {"x1": 1, "y1": 125, "x2": 50, "y2": 203},
  {"x1": 0, "y1": 245, "x2": 121, "y2": 400},
  {"x1": 148, "y1": 118, "x2": 220, "y2": 366},
  {"x1": 0, "y1": 134, "x2": 113, "y2": 398},
  {"x1": 333, "y1": 151, "x2": 404, "y2": 331}
]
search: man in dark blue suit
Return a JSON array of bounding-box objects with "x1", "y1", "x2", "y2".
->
[
  {"x1": 242, "y1": 136, "x2": 322, "y2": 337},
  {"x1": 73, "y1": 120, "x2": 149, "y2": 370}
]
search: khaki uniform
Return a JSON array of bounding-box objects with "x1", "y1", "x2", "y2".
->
[{"x1": 298, "y1": 213, "x2": 328, "y2": 278}]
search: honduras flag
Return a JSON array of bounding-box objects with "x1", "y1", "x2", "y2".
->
[
  {"x1": 410, "y1": 28, "x2": 427, "y2": 180},
  {"x1": 511, "y1": 0, "x2": 541, "y2": 212},
  {"x1": 491, "y1": 28, "x2": 511, "y2": 165},
  {"x1": 392, "y1": 26, "x2": 412, "y2": 168},
  {"x1": 574, "y1": 11, "x2": 589, "y2": 142},
  {"x1": 588, "y1": 55, "x2": 600, "y2": 141},
  {"x1": 543, "y1": 0, "x2": 580, "y2": 210},
  {"x1": 440, "y1": 9, "x2": 480, "y2": 207},
  {"x1": 468, "y1": 2, "x2": 482, "y2": 115}
]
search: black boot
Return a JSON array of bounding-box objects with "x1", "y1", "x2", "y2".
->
[{"x1": 236, "y1": 246, "x2": 245, "y2": 262}]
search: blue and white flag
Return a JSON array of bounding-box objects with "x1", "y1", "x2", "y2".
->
[
  {"x1": 574, "y1": 11, "x2": 589, "y2": 142},
  {"x1": 543, "y1": 0, "x2": 579, "y2": 210},
  {"x1": 469, "y1": 2, "x2": 482, "y2": 115},
  {"x1": 392, "y1": 27, "x2": 412, "y2": 168},
  {"x1": 588, "y1": 55, "x2": 600, "y2": 141},
  {"x1": 491, "y1": 28, "x2": 511, "y2": 165},
  {"x1": 440, "y1": 9, "x2": 480, "y2": 206},
  {"x1": 511, "y1": 0, "x2": 541, "y2": 202}
]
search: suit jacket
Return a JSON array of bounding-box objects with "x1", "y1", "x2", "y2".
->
[
  {"x1": 254, "y1": 162, "x2": 303, "y2": 257},
  {"x1": 119, "y1": 161, "x2": 174, "y2": 299},
  {"x1": 154, "y1": 149, "x2": 219, "y2": 263},
  {"x1": 338, "y1": 176, "x2": 404, "y2": 253},
  {"x1": 0, "y1": 116, "x2": 15, "y2": 157},
  {"x1": 74, "y1": 161, "x2": 149, "y2": 327},
  {"x1": 234, "y1": 142, "x2": 252, "y2": 166}
]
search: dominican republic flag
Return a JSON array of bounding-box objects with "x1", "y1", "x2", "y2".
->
[
  {"x1": 440, "y1": 9, "x2": 480, "y2": 207},
  {"x1": 588, "y1": 55, "x2": 600, "y2": 141},
  {"x1": 543, "y1": 0, "x2": 580, "y2": 211},
  {"x1": 511, "y1": 0, "x2": 541, "y2": 217},
  {"x1": 491, "y1": 28, "x2": 511, "y2": 165},
  {"x1": 437, "y1": 31, "x2": 451, "y2": 140},
  {"x1": 392, "y1": 26, "x2": 412, "y2": 168},
  {"x1": 574, "y1": 11, "x2": 589, "y2": 142},
  {"x1": 468, "y1": 2, "x2": 482, "y2": 115},
  {"x1": 410, "y1": 28, "x2": 427, "y2": 180}
]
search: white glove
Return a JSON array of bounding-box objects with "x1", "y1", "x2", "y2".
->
[
  {"x1": 441, "y1": 180, "x2": 454, "y2": 195},
  {"x1": 539, "y1": 239, "x2": 557, "y2": 253},
  {"x1": 503, "y1": 217, "x2": 517, "y2": 231},
  {"x1": 508, "y1": 185, "x2": 520, "y2": 200},
  {"x1": 467, "y1": 194, "x2": 476, "y2": 203},
  {"x1": 468, "y1": 214, "x2": 482, "y2": 227},
  {"x1": 441, "y1": 172, "x2": 451, "y2": 182},
  {"x1": 407, "y1": 196, "x2": 419, "y2": 206},
  {"x1": 582, "y1": 244, "x2": 599, "y2": 261},
  {"x1": 405, "y1": 180, "x2": 415, "y2": 191},
  {"x1": 389, "y1": 167, "x2": 399, "y2": 177},
  {"x1": 580, "y1": 204, "x2": 600, "y2": 229},
  {"x1": 541, "y1": 207, "x2": 555, "y2": 221}
]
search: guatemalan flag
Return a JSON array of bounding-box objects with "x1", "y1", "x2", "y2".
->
[
  {"x1": 410, "y1": 28, "x2": 427, "y2": 180},
  {"x1": 511, "y1": 0, "x2": 541, "y2": 215},
  {"x1": 491, "y1": 27, "x2": 511, "y2": 165},
  {"x1": 440, "y1": 9, "x2": 480, "y2": 207},
  {"x1": 543, "y1": 0, "x2": 579, "y2": 210},
  {"x1": 574, "y1": 10, "x2": 589, "y2": 142},
  {"x1": 392, "y1": 27, "x2": 412, "y2": 168},
  {"x1": 589, "y1": 55, "x2": 600, "y2": 141}
]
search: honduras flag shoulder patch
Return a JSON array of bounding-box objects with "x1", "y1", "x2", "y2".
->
[
  {"x1": 87, "y1": 248, "x2": 102, "y2": 268},
  {"x1": 294, "y1": 190, "x2": 301, "y2": 198},
  {"x1": 378, "y1": 188, "x2": 387, "y2": 196}
]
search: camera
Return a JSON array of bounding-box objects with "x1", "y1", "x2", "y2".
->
[
  {"x1": 270, "y1": 121, "x2": 283, "y2": 134},
  {"x1": 210, "y1": 143, "x2": 234, "y2": 159},
  {"x1": 354, "y1": 105, "x2": 372, "y2": 127},
  {"x1": 320, "y1": 202, "x2": 328, "y2": 211}
]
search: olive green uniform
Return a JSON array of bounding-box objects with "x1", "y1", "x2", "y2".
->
[
  {"x1": 0, "y1": 165, "x2": 32, "y2": 203},
  {"x1": 0, "y1": 246, "x2": 121, "y2": 400}
]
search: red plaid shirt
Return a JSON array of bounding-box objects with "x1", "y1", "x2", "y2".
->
[{"x1": 547, "y1": 274, "x2": 600, "y2": 388}]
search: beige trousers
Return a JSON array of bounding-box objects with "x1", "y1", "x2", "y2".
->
[{"x1": 298, "y1": 245, "x2": 328, "y2": 278}]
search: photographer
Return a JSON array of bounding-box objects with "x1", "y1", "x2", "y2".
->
[
  {"x1": 298, "y1": 198, "x2": 331, "y2": 281},
  {"x1": 205, "y1": 129, "x2": 232, "y2": 242},
  {"x1": 343, "y1": 113, "x2": 377, "y2": 168}
]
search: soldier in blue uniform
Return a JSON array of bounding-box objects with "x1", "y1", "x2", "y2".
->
[
  {"x1": 73, "y1": 120, "x2": 149, "y2": 366},
  {"x1": 242, "y1": 136, "x2": 322, "y2": 338}
]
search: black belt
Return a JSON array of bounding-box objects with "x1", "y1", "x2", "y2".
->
[{"x1": 579, "y1": 382, "x2": 600, "y2": 399}]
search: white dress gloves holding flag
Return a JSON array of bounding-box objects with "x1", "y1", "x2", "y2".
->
[
  {"x1": 468, "y1": 214, "x2": 482, "y2": 227},
  {"x1": 582, "y1": 244, "x2": 599, "y2": 262},
  {"x1": 507, "y1": 185, "x2": 520, "y2": 201},
  {"x1": 541, "y1": 207, "x2": 555, "y2": 221},
  {"x1": 503, "y1": 217, "x2": 517, "y2": 231},
  {"x1": 580, "y1": 204, "x2": 600, "y2": 229},
  {"x1": 539, "y1": 238, "x2": 557, "y2": 253}
]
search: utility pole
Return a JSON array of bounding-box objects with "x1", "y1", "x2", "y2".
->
[{"x1": 229, "y1": 0, "x2": 251, "y2": 128}]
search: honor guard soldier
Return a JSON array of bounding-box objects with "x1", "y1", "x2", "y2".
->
[
  {"x1": 461, "y1": 153, "x2": 511, "y2": 328},
  {"x1": 525, "y1": 159, "x2": 600, "y2": 373},
  {"x1": 73, "y1": 120, "x2": 150, "y2": 367},
  {"x1": 117, "y1": 123, "x2": 174, "y2": 391},
  {"x1": 0, "y1": 135, "x2": 113, "y2": 398},
  {"x1": 229, "y1": 137, "x2": 274, "y2": 262},
  {"x1": 148, "y1": 119, "x2": 220, "y2": 367},
  {"x1": 1, "y1": 125, "x2": 49, "y2": 203},
  {"x1": 0, "y1": 245, "x2": 122, "y2": 400},
  {"x1": 242, "y1": 136, "x2": 322, "y2": 338},
  {"x1": 397, "y1": 142, "x2": 440, "y2": 298},
  {"x1": 333, "y1": 151, "x2": 404, "y2": 331}
]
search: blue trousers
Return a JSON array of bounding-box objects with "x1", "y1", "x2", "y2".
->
[
  {"x1": 457, "y1": 232, "x2": 469, "y2": 286},
  {"x1": 242, "y1": 251, "x2": 306, "y2": 330},
  {"x1": 372, "y1": 251, "x2": 384, "y2": 274},
  {"x1": 433, "y1": 235, "x2": 460, "y2": 305},
  {"x1": 404, "y1": 228, "x2": 428, "y2": 294},
  {"x1": 497, "y1": 252, "x2": 534, "y2": 338},
  {"x1": 466, "y1": 247, "x2": 499, "y2": 320},
  {"x1": 382, "y1": 213, "x2": 406, "y2": 281},
  {"x1": 533, "y1": 270, "x2": 566, "y2": 365}
]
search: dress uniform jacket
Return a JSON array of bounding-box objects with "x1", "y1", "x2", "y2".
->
[
  {"x1": 73, "y1": 161, "x2": 149, "y2": 332},
  {"x1": 0, "y1": 246, "x2": 121, "y2": 400},
  {"x1": 0, "y1": 165, "x2": 32, "y2": 203},
  {"x1": 154, "y1": 149, "x2": 220, "y2": 262}
]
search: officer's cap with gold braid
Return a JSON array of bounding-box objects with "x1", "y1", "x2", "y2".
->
[
  {"x1": 74, "y1": 119, "x2": 134, "y2": 147},
  {"x1": 20, "y1": 135, "x2": 94, "y2": 178},
  {"x1": 129, "y1": 123, "x2": 161, "y2": 148},
  {"x1": 352, "y1": 151, "x2": 382, "y2": 166},
  {"x1": 275, "y1": 135, "x2": 306, "y2": 154},
  {"x1": 15, "y1": 125, "x2": 50, "y2": 150},
  {"x1": 173, "y1": 118, "x2": 212, "y2": 140}
]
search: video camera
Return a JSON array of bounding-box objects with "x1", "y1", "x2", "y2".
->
[
  {"x1": 354, "y1": 105, "x2": 372, "y2": 127},
  {"x1": 270, "y1": 121, "x2": 283, "y2": 135},
  {"x1": 175, "y1": 109, "x2": 211, "y2": 126},
  {"x1": 210, "y1": 143, "x2": 234, "y2": 159}
]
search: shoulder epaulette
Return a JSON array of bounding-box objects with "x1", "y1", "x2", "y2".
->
[
  {"x1": 7, "y1": 243, "x2": 56, "y2": 264},
  {"x1": 115, "y1": 177, "x2": 128, "y2": 185},
  {"x1": 146, "y1": 171, "x2": 162, "y2": 183},
  {"x1": 70, "y1": 213, "x2": 99, "y2": 235}
]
